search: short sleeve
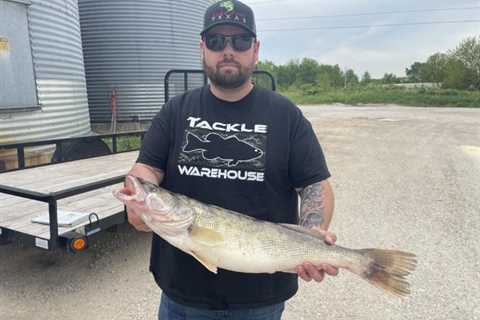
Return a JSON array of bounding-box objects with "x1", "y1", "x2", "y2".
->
[
  {"x1": 136, "y1": 101, "x2": 174, "y2": 170},
  {"x1": 288, "y1": 109, "x2": 330, "y2": 188}
]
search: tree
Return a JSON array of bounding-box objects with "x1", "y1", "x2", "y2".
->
[
  {"x1": 344, "y1": 69, "x2": 359, "y2": 87},
  {"x1": 276, "y1": 59, "x2": 299, "y2": 88},
  {"x1": 442, "y1": 58, "x2": 473, "y2": 89},
  {"x1": 406, "y1": 62, "x2": 425, "y2": 82},
  {"x1": 421, "y1": 53, "x2": 449, "y2": 84},
  {"x1": 318, "y1": 64, "x2": 343, "y2": 88},
  {"x1": 297, "y1": 58, "x2": 320, "y2": 85},
  {"x1": 361, "y1": 71, "x2": 372, "y2": 85},
  {"x1": 382, "y1": 73, "x2": 398, "y2": 84},
  {"x1": 450, "y1": 36, "x2": 480, "y2": 89}
]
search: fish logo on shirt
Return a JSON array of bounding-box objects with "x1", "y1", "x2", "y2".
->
[{"x1": 183, "y1": 132, "x2": 263, "y2": 167}]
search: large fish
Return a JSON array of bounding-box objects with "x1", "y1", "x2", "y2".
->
[{"x1": 114, "y1": 175, "x2": 417, "y2": 297}]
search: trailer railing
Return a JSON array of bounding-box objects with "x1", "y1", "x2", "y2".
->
[
  {"x1": 164, "y1": 69, "x2": 276, "y2": 103},
  {"x1": 0, "y1": 130, "x2": 145, "y2": 173}
]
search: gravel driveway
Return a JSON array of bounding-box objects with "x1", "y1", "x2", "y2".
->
[{"x1": 1, "y1": 104, "x2": 479, "y2": 320}]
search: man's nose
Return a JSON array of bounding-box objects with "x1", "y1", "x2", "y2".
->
[{"x1": 223, "y1": 39, "x2": 235, "y2": 54}]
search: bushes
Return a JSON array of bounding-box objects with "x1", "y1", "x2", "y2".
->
[{"x1": 280, "y1": 85, "x2": 480, "y2": 108}]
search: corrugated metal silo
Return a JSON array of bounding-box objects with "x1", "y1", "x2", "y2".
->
[
  {"x1": 78, "y1": 0, "x2": 213, "y2": 124},
  {"x1": 0, "y1": 0, "x2": 91, "y2": 143},
  {"x1": 0, "y1": 0, "x2": 91, "y2": 169}
]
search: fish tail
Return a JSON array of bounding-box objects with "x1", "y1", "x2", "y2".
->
[{"x1": 358, "y1": 249, "x2": 417, "y2": 297}]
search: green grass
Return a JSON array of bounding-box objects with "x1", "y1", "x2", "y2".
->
[
  {"x1": 103, "y1": 135, "x2": 142, "y2": 152},
  {"x1": 281, "y1": 87, "x2": 480, "y2": 108}
]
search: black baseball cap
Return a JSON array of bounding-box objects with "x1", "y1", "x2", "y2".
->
[{"x1": 201, "y1": 0, "x2": 257, "y2": 37}]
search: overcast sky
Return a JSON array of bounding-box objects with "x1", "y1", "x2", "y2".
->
[{"x1": 244, "y1": 0, "x2": 480, "y2": 78}]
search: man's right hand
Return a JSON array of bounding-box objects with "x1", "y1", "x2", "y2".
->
[
  {"x1": 118, "y1": 182, "x2": 152, "y2": 232},
  {"x1": 127, "y1": 206, "x2": 152, "y2": 232},
  {"x1": 123, "y1": 163, "x2": 165, "y2": 232}
]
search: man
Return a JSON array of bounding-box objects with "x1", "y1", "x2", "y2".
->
[{"x1": 125, "y1": 1, "x2": 338, "y2": 319}]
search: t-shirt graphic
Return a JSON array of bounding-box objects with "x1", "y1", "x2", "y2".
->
[
  {"x1": 183, "y1": 132, "x2": 263, "y2": 167},
  {"x1": 177, "y1": 119, "x2": 267, "y2": 182}
]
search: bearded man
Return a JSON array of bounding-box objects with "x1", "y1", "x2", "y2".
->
[{"x1": 124, "y1": 1, "x2": 338, "y2": 319}]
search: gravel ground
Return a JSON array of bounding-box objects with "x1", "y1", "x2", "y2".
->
[{"x1": 1, "y1": 104, "x2": 479, "y2": 320}]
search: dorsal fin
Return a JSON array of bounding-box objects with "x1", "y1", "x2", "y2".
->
[
  {"x1": 280, "y1": 223, "x2": 326, "y2": 241},
  {"x1": 206, "y1": 133, "x2": 223, "y2": 142}
]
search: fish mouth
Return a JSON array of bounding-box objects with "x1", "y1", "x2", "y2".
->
[{"x1": 113, "y1": 175, "x2": 146, "y2": 203}]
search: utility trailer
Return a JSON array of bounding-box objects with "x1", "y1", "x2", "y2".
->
[
  {"x1": 0, "y1": 69, "x2": 276, "y2": 252},
  {"x1": 0, "y1": 133, "x2": 143, "y2": 252}
]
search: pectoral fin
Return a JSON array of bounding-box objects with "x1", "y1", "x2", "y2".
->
[
  {"x1": 190, "y1": 225, "x2": 224, "y2": 246},
  {"x1": 188, "y1": 225, "x2": 223, "y2": 273},
  {"x1": 189, "y1": 251, "x2": 218, "y2": 274}
]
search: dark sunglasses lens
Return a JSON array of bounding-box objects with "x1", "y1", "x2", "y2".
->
[
  {"x1": 205, "y1": 34, "x2": 254, "y2": 51},
  {"x1": 232, "y1": 35, "x2": 253, "y2": 51},
  {"x1": 206, "y1": 35, "x2": 226, "y2": 51}
]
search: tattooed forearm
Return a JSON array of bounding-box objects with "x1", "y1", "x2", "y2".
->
[{"x1": 298, "y1": 182, "x2": 325, "y2": 229}]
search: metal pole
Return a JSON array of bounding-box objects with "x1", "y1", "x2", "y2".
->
[
  {"x1": 18, "y1": 146, "x2": 25, "y2": 169},
  {"x1": 184, "y1": 72, "x2": 188, "y2": 92},
  {"x1": 112, "y1": 134, "x2": 117, "y2": 153},
  {"x1": 48, "y1": 198, "x2": 59, "y2": 247},
  {"x1": 56, "y1": 142, "x2": 63, "y2": 162}
]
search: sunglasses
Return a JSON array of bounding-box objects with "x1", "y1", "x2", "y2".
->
[{"x1": 204, "y1": 33, "x2": 255, "y2": 52}]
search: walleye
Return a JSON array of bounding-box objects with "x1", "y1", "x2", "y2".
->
[{"x1": 114, "y1": 175, "x2": 417, "y2": 297}]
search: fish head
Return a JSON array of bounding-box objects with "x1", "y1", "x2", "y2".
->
[
  {"x1": 121, "y1": 175, "x2": 176, "y2": 216},
  {"x1": 237, "y1": 143, "x2": 263, "y2": 162},
  {"x1": 145, "y1": 187, "x2": 177, "y2": 215},
  {"x1": 113, "y1": 175, "x2": 150, "y2": 204},
  {"x1": 113, "y1": 175, "x2": 174, "y2": 215},
  {"x1": 146, "y1": 190, "x2": 196, "y2": 236},
  {"x1": 114, "y1": 175, "x2": 195, "y2": 234}
]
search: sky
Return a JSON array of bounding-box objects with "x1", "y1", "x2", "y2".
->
[{"x1": 244, "y1": 0, "x2": 480, "y2": 78}]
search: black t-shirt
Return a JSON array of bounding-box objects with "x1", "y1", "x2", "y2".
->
[{"x1": 137, "y1": 85, "x2": 330, "y2": 310}]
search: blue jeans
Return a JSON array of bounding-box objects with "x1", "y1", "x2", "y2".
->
[{"x1": 158, "y1": 293, "x2": 285, "y2": 320}]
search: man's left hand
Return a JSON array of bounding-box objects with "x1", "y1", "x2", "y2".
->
[{"x1": 295, "y1": 228, "x2": 339, "y2": 282}]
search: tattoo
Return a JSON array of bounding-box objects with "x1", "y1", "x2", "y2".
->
[{"x1": 299, "y1": 182, "x2": 325, "y2": 229}]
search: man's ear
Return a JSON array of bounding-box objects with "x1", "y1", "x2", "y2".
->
[
  {"x1": 254, "y1": 40, "x2": 260, "y2": 64},
  {"x1": 199, "y1": 40, "x2": 205, "y2": 59}
]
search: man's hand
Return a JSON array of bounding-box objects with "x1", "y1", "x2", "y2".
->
[
  {"x1": 127, "y1": 204, "x2": 152, "y2": 232},
  {"x1": 296, "y1": 228, "x2": 339, "y2": 282},
  {"x1": 121, "y1": 164, "x2": 165, "y2": 232},
  {"x1": 122, "y1": 179, "x2": 151, "y2": 233}
]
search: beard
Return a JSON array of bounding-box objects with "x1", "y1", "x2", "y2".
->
[{"x1": 203, "y1": 57, "x2": 254, "y2": 89}]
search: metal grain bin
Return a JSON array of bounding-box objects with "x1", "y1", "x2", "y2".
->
[
  {"x1": 0, "y1": 0, "x2": 91, "y2": 169},
  {"x1": 78, "y1": 0, "x2": 213, "y2": 124}
]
